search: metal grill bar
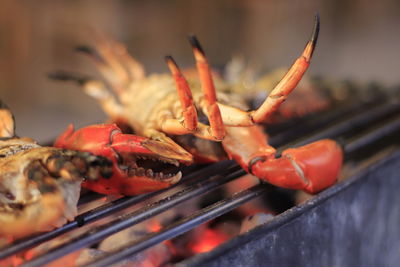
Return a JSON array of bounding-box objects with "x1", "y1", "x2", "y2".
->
[
  {"x1": 83, "y1": 112, "x2": 400, "y2": 267},
  {"x1": 345, "y1": 114, "x2": 400, "y2": 154},
  {"x1": 2, "y1": 97, "x2": 399, "y2": 267},
  {"x1": 0, "y1": 192, "x2": 160, "y2": 259},
  {"x1": 77, "y1": 193, "x2": 104, "y2": 206},
  {"x1": 280, "y1": 102, "x2": 400, "y2": 150},
  {"x1": 18, "y1": 112, "x2": 352, "y2": 267},
  {"x1": 20, "y1": 165, "x2": 243, "y2": 267},
  {"x1": 268, "y1": 97, "x2": 381, "y2": 144},
  {"x1": 85, "y1": 183, "x2": 271, "y2": 267},
  {"x1": 0, "y1": 162, "x2": 232, "y2": 258},
  {"x1": 2, "y1": 100, "x2": 361, "y2": 259}
]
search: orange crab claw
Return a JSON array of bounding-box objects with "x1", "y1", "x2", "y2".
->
[
  {"x1": 54, "y1": 124, "x2": 185, "y2": 195},
  {"x1": 249, "y1": 139, "x2": 343, "y2": 194}
]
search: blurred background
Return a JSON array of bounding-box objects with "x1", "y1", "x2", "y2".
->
[{"x1": 0, "y1": 0, "x2": 399, "y2": 142}]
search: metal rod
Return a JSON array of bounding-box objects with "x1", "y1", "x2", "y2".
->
[
  {"x1": 280, "y1": 102, "x2": 400, "y2": 150},
  {"x1": 77, "y1": 192, "x2": 105, "y2": 206},
  {"x1": 345, "y1": 114, "x2": 400, "y2": 154},
  {"x1": 0, "y1": 161, "x2": 234, "y2": 259},
  {"x1": 20, "y1": 167, "x2": 244, "y2": 267},
  {"x1": 84, "y1": 183, "x2": 271, "y2": 267},
  {"x1": 9, "y1": 99, "x2": 400, "y2": 266},
  {"x1": 21, "y1": 104, "x2": 362, "y2": 266},
  {"x1": 6, "y1": 97, "x2": 354, "y2": 258},
  {"x1": 85, "y1": 114, "x2": 400, "y2": 266},
  {"x1": 269, "y1": 98, "x2": 379, "y2": 145},
  {"x1": 0, "y1": 192, "x2": 157, "y2": 259}
]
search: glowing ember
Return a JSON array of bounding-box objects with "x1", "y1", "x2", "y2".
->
[
  {"x1": 189, "y1": 228, "x2": 228, "y2": 254},
  {"x1": 24, "y1": 250, "x2": 35, "y2": 260},
  {"x1": 147, "y1": 220, "x2": 162, "y2": 233},
  {"x1": 11, "y1": 256, "x2": 23, "y2": 266}
]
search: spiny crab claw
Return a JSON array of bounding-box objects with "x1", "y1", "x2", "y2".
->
[
  {"x1": 249, "y1": 139, "x2": 343, "y2": 194},
  {"x1": 54, "y1": 124, "x2": 188, "y2": 195}
]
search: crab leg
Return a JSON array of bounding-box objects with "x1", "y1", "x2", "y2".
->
[
  {"x1": 89, "y1": 37, "x2": 132, "y2": 86},
  {"x1": 160, "y1": 56, "x2": 226, "y2": 141},
  {"x1": 106, "y1": 37, "x2": 146, "y2": 80},
  {"x1": 75, "y1": 46, "x2": 128, "y2": 96},
  {"x1": 210, "y1": 14, "x2": 320, "y2": 127},
  {"x1": 165, "y1": 56, "x2": 198, "y2": 131},
  {"x1": 189, "y1": 36, "x2": 225, "y2": 140},
  {"x1": 76, "y1": 37, "x2": 146, "y2": 92},
  {"x1": 48, "y1": 72, "x2": 124, "y2": 121},
  {"x1": 218, "y1": 15, "x2": 341, "y2": 194},
  {"x1": 251, "y1": 14, "x2": 319, "y2": 123}
]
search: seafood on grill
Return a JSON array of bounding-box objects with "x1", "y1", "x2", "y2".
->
[
  {"x1": 54, "y1": 123, "x2": 183, "y2": 195},
  {"x1": 0, "y1": 101, "x2": 112, "y2": 238},
  {"x1": 50, "y1": 15, "x2": 343, "y2": 195}
]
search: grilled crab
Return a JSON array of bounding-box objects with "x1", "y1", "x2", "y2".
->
[
  {"x1": 51, "y1": 15, "x2": 343, "y2": 195},
  {"x1": 54, "y1": 123, "x2": 183, "y2": 195},
  {"x1": 0, "y1": 101, "x2": 112, "y2": 238}
]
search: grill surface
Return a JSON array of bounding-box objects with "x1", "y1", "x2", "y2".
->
[
  {"x1": 1, "y1": 91, "x2": 400, "y2": 267},
  {"x1": 180, "y1": 150, "x2": 400, "y2": 267}
]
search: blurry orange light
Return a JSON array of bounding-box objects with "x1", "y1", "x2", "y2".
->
[{"x1": 190, "y1": 229, "x2": 228, "y2": 254}]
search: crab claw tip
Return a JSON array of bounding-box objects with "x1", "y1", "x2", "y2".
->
[
  {"x1": 75, "y1": 45, "x2": 104, "y2": 63},
  {"x1": 75, "y1": 45, "x2": 94, "y2": 54},
  {"x1": 311, "y1": 13, "x2": 320, "y2": 48},
  {"x1": 47, "y1": 71, "x2": 89, "y2": 86},
  {"x1": 188, "y1": 35, "x2": 205, "y2": 55},
  {"x1": 165, "y1": 55, "x2": 177, "y2": 66},
  {"x1": 301, "y1": 14, "x2": 320, "y2": 62},
  {"x1": 165, "y1": 55, "x2": 181, "y2": 74},
  {"x1": 164, "y1": 55, "x2": 173, "y2": 62}
]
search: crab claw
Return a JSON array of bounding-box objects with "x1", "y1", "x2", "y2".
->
[
  {"x1": 54, "y1": 124, "x2": 188, "y2": 195},
  {"x1": 249, "y1": 139, "x2": 343, "y2": 194}
]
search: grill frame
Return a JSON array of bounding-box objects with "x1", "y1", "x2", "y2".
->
[
  {"x1": 179, "y1": 150, "x2": 400, "y2": 267},
  {"x1": 1, "y1": 96, "x2": 400, "y2": 267}
]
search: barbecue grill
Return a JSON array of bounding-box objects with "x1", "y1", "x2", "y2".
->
[{"x1": 1, "y1": 88, "x2": 400, "y2": 267}]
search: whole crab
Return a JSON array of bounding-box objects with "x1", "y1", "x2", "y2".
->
[
  {"x1": 0, "y1": 101, "x2": 112, "y2": 238},
  {"x1": 51, "y1": 15, "x2": 343, "y2": 195}
]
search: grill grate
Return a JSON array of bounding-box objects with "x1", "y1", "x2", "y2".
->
[
  {"x1": 85, "y1": 183, "x2": 270, "y2": 267},
  {"x1": 1, "y1": 93, "x2": 400, "y2": 267}
]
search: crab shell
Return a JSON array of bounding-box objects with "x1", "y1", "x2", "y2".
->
[{"x1": 0, "y1": 141, "x2": 81, "y2": 238}]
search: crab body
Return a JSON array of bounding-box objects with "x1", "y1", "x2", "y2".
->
[
  {"x1": 117, "y1": 73, "x2": 244, "y2": 162},
  {"x1": 52, "y1": 15, "x2": 343, "y2": 195}
]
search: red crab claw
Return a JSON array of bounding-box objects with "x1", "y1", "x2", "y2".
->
[
  {"x1": 55, "y1": 124, "x2": 192, "y2": 195},
  {"x1": 248, "y1": 139, "x2": 343, "y2": 194}
]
